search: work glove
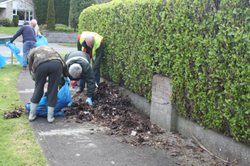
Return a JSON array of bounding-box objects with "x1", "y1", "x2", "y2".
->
[
  {"x1": 70, "y1": 80, "x2": 77, "y2": 86},
  {"x1": 86, "y1": 97, "x2": 93, "y2": 106},
  {"x1": 67, "y1": 101, "x2": 72, "y2": 107}
]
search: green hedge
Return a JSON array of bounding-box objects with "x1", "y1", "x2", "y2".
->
[
  {"x1": 0, "y1": 17, "x2": 13, "y2": 27},
  {"x1": 78, "y1": 0, "x2": 250, "y2": 144},
  {"x1": 55, "y1": 26, "x2": 75, "y2": 32}
]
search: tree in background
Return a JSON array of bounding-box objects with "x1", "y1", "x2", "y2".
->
[
  {"x1": 46, "y1": 0, "x2": 55, "y2": 31},
  {"x1": 68, "y1": 0, "x2": 97, "y2": 29},
  {"x1": 33, "y1": 0, "x2": 70, "y2": 25},
  {"x1": 54, "y1": 0, "x2": 70, "y2": 25},
  {"x1": 12, "y1": 15, "x2": 19, "y2": 27},
  {"x1": 33, "y1": 0, "x2": 49, "y2": 25}
]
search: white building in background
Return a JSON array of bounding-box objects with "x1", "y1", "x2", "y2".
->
[{"x1": 0, "y1": 0, "x2": 35, "y2": 26}]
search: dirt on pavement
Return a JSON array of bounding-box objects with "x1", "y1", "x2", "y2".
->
[{"x1": 61, "y1": 82, "x2": 235, "y2": 166}]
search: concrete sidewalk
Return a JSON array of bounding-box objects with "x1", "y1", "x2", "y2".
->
[
  {"x1": 16, "y1": 62, "x2": 179, "y2": 166},
  {"x1": 12, "y1": 39, "x2": 181, "y2": 165}
]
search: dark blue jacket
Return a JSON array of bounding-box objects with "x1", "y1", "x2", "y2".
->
[{"x1": 10, "y1": 25, "x2": 36, "y2": 43}]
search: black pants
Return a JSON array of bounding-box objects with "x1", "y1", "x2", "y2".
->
[{"x1": 31, "y1": 60, "x2": 63, "y2": 107}]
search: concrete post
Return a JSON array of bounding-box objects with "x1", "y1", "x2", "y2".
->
[{"x1": 150, "y1": 75, "x2": 177, "y2": 131}]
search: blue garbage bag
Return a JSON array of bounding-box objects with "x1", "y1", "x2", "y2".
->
[
  {"x1": 5, "y1": 42, "x2": 23, "y2": 65},
  {"x1": 36, "y1": 36, "x2": 48, "y2": 47},
  {"x1": 0, "y1": 54, "x2": 8, "y2": 69},
  {"x1": 55, "y1": 77, "x2": 72, "y2": 112},
  {"x1": 26, "y1": 78, "x2": 72, "y2": 117}
]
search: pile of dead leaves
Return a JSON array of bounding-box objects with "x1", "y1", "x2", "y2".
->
[
  {"x1": 3, "y1": 106, "x2": 25, "y2": 119},
  {"x1": 63, "y1": 82, "x2": 164, "y2": 141}
]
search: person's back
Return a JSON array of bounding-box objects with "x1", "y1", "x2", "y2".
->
[
  {"x1": 20, "y1": 25, "x2": 36, "y2": 43},
  {"x1": 10, "y1": 21, "x2": 37, "y2": 70},
  {"x1": 64, "y1": 51, "x2": 91, "y2": 64}
]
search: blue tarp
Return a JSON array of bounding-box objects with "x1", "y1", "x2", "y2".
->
[
  {"x1": 0, "y1": 54, "x2": 8, "y2": 69},
  {"x1": 5, "y1": 42, "x2": 23, "y2": 65},
  {"x1": 36, "y1": 36, "x2": 48, "y2": 47}
]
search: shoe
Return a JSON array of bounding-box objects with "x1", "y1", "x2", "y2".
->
[
  {"x1": 47, "y1": 106, "x2": 55, "y2": 123},
  {"x1": 76, "y1": 88, "x2": 83, "y2": 93},
  {"x1": 29, "y1": 102, "x2": 38, "y2": 121},
  {"x1": 23, "y1": 66, "x2": 27, "y2": 70}
]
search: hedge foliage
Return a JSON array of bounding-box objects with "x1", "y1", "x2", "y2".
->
[
  {"x1": 79, "y1": 0, "x2": 250, "y2": 144},
  {"x1": 55, "y1": 26, "x2": 76, "y2": 32},
  {"x1": 0, "y1": 17, "x2": 13, "y2": 27},
  {"x1": 46, "y1": 0, "x2": 55, "y2": 31}
]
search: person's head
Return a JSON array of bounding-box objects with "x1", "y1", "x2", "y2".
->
[
  {"x1": 85, "y1": 35, "x2": 94, "y2": 48},
  {"x1": 23, "y1": 21, "x2": 30, "y2": 26},
  {"x1": 30, "y1": 19, "x2": 37, "y2": 28},
  {"x1": 69, "y1": 63, "x2": 82, "y2": 78}
]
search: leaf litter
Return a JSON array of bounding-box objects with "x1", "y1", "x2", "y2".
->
[
  {"x1": 62, "y1": 82, "x2": 230, "y2": 166},
  {"x1": 3, "y1": 106, "x2": 25, "y2": 119},
  {"x1": 1, "y1": 81, "x2": 236, "y2": 165}
]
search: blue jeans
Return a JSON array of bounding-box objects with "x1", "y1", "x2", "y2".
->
[
  {"x1": 23, "y1": 41, "x2": 36, "y2": 66},
  {"x1": 77, "y1": 59, "x2": 100, "y2": 89}
]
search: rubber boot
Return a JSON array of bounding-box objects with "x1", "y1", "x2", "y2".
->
[
  {"x1": 29, "y1": 102, "x2": 38, "y2": 121},
  {"x1": 47, "y1": 106, "x2": 55, "y2": 123}
]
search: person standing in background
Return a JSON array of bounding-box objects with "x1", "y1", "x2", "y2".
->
[
  {"x1": 30, "y1": 19, "x2": 42, "y2": 37},
  {"x1": 10, "y1": 20, "x2": 37, "y2": 70}
]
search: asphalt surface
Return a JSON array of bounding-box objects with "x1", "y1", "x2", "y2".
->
[{"x1": 0, "y1": 33, "x2": 183, "y2": 166}]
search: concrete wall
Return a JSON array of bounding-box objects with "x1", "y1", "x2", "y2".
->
[
  {"x1": 102, "y1": 74, "x2": 250, "y2": 165},
  {"x1": 100, "y1": 77, "x2": 151, "y2": 116},
  {"x1": 43, "y1": 30, "x2": 78, "y2": 44},
  {"x1": 149, "y1": 74, "x2": 250, "y2": 166},
  {"x1": 177, "y1": 117, "x2": 250, "y2": 166}
]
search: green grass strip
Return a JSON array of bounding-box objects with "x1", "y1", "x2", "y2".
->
[
  {"x1": 0, "y1": 64, "x2": 47, "y2": 166},
  {"x1": 0, "y1": 27, "x2": 21, "y2": 35},
  {"x1": 58, "y1": 44, "x2": 77, "y2": 47}
]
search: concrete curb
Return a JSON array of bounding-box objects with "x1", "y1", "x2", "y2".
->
[{"x1": 101, "y1": 77, "x2": 250, "y2": 166}]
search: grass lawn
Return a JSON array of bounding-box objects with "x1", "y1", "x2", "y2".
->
[
  {"x1": 60, "y1": 53, "x2": 67, "y2": 58},
  {"x1": 58, "y1": 44, "x2": 77, "y2": 47},
  {"x1": 0, "y1": 65, "x2": 47, "y2": 166},
  {"x1": 0, "y1": 27, "x2": 21, "y2": 35}
]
